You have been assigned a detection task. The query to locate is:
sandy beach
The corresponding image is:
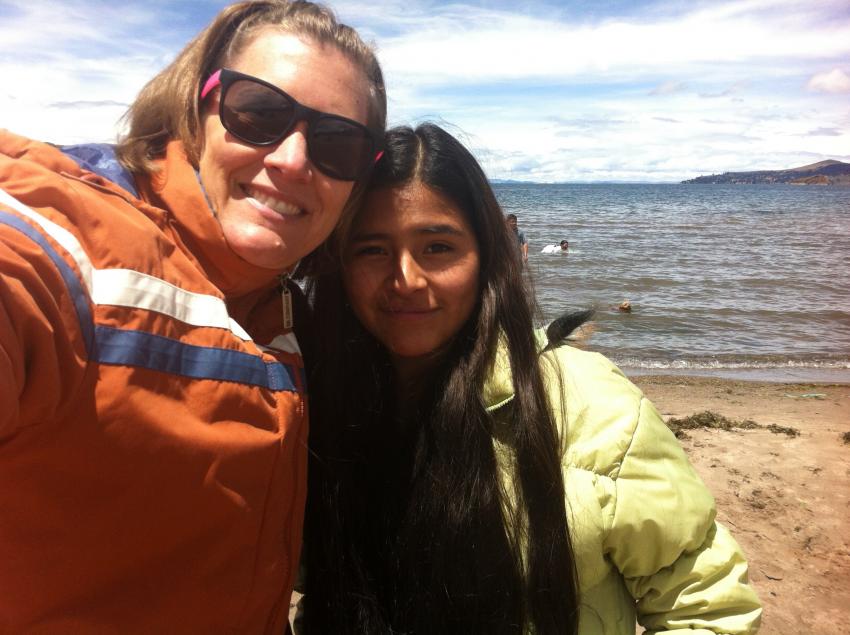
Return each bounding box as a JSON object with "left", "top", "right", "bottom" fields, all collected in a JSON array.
[{"left": 631, "top": 374, "right": 850, "bottom": 635}]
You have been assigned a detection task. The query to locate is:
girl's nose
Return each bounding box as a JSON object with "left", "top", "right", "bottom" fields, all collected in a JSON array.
[{"left": 392, "top": 251, "right": 427, "bottom": 294}]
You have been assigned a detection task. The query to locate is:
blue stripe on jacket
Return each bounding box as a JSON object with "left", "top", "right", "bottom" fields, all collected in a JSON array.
[
  {"left": 96, "top": 326, "right": 299, "bottom": 391},
  {"left": 0, "top": 210, "right": 96, "bottom": 355},
  {"left": 1, "top": 212, "right": 299, "bottom": 392}
]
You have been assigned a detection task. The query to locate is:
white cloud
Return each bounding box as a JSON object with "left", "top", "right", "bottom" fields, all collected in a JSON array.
[
  {"left": 449, "top": 83, "right": 850, "bottom": 182},
  {"left": 806, "top": 69, "right": 850, "bottom": 94},
  {"left": 649, "top": 81, "right": 687, "bottom": 96},
  {"left": 349, "top": 0, "right": 850, "bottom": 181},
  {"left": 0, "top": 0, "right": 171, "bottom": 54},
  {"left": 0, "top": 0, "right": 189, "bottom": 143},
  {"left": 1, "top": 0, "right": 848, "bottom": 180},
  {"left": 364, "top": 0, "right": 850, "bottom": 88}
]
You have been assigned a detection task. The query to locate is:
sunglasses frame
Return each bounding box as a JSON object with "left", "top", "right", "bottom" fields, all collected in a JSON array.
[{"left": 200, "top": 68, "right": 381, "bottom": 181}]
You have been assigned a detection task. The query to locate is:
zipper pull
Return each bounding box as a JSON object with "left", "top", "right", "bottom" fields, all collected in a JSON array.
[{"left": 280, "top": 274, "right": 293, "bottom": 330}]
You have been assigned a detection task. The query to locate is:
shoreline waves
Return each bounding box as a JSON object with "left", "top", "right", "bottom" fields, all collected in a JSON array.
[
  {"left": 495, "top": 183, "right": 850, "bottom": 383},
  {"left": 621, "top": 362, "right": 850, "bottom": 384}
]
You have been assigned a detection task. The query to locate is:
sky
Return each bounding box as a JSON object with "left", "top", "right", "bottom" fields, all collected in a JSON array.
[{"left": 1, "top": 0, "right": 848, "bottom": 182}]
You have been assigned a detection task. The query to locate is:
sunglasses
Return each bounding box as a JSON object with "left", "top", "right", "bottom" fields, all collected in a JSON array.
[{"left": 200, "top": 68, "right": 380, "bottom": 181}]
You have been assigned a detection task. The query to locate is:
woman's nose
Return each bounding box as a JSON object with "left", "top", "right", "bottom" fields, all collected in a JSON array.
[
  {"left": 392, "top": 252, "right": 427, "bottom": 293},
  {"left": 263, "top": 121, "right": 311, "bottom": 179}
]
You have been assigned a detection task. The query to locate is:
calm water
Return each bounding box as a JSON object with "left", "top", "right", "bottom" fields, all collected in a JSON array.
[{"left": 494, "top": 183, "right": 850, "bottom": 383}]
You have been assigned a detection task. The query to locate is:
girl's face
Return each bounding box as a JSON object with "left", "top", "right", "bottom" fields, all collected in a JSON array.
[
  {"left": 199, "top": 31, "right": 371, "bottom": 273},
  {"left": 343, "top": 181, "right": 480, "bottom": 376}
]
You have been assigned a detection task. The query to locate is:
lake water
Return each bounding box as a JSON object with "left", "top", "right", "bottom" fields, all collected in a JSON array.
[{"left": 494, "top": 183, "right": 850, "bottom": 383}]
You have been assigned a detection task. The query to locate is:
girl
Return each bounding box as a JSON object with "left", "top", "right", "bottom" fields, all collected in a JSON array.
[{"left": 300, "top": 123, "right": 761, "bottom": 634}]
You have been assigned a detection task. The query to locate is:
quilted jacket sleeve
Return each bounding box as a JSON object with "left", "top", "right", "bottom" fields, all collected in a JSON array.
[
  {"left": 607, "top": 395, "right": 762, "bottom": 634},
  {"left": 0, "top": 222, "right": 89, "bottom": 441},
  {"left": 0, "top": 248, "right": 23, "bottom": 439},
  {"left": 0, "top": 147, "right": 91, "bottom": 440}
]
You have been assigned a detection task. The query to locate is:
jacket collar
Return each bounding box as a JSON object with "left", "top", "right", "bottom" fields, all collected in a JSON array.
[
  {"left": 141, "top": 141, "right": 282, "bottom": 298},
  {"left": 482, "top": 330, "right": 550, "bottom": 412},
  {"left": 482, "top": 338, "right": 515, "bottom": 412}
]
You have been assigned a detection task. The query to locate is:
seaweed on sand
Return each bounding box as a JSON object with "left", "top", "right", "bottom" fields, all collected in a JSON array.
[{"left": 665, "top": 410, "right": 799, "bottom": 439}]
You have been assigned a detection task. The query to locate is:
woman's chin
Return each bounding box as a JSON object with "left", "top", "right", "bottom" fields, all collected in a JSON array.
[
  {"left": 224, "top": 229, "right": 299, "bottom": 271},
  {"left": 234, "top": 245, "right": 293, "bottom": 270}
]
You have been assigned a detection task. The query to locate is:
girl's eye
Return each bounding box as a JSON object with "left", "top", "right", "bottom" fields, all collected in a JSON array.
[
  {"left": 354, "top": 245, "right": 385, "bottom": 256},
  {"left": 425, "top": 243, "right": 452, "bottom": 254}
]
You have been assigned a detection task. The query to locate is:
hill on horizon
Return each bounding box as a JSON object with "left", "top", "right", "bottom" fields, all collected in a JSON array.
[{"left": 682, "top": 160, "right": 850, "bottom": 185}]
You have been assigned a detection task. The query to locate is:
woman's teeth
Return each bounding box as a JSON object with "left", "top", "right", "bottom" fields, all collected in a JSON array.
[{"left": 245, "top": 188, "right": 301, "bottom": 216}]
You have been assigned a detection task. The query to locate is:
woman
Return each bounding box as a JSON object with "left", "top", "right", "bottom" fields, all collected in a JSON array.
[
  {"left": 0, "top": 1, "right": 384, "bottom": 631},
  {"left": 301, "top": 124, "right": 761, "bottom": 634}
]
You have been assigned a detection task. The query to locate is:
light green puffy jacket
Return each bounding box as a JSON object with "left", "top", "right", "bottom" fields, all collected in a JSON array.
[{"left": 484, "top": 340, "right": 762, "bottom": 634}]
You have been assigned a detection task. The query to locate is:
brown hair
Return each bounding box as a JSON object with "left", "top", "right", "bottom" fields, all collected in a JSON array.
[{"left": 115, "top": 0, "right": 386, "bottom": 174}]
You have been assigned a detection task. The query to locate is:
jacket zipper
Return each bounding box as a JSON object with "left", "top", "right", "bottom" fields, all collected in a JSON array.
[{"left": 280, "top": 273, "right": 293, "bottom": 330}]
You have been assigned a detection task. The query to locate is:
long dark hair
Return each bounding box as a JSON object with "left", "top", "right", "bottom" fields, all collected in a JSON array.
[{"left": 302, "top": 123, "right": 579, "bottom": 634}]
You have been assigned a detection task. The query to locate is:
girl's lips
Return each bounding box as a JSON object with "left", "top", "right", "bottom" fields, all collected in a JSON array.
[
  {"left": 242, "top": 185, "right": 303, "bottom": 216},
  {"left": 383, "top": 307, "right": 438, "bottom": 318}
]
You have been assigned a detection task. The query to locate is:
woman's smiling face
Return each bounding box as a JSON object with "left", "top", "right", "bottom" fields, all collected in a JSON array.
[
  {"left": 198, "top": 30, "right": 371, "bottom": 272},
  {"left": 343, "top": 181, "right": 480, "bottom": 375}
]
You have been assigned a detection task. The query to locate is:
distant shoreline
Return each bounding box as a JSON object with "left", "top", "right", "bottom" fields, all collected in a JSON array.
[
  {"left": 680, "top": 159, "right": 850, "bottom": 185},
  {"left": 491, "top": 180, "right": 850, "bottom": 186},
  {"left": 488, "top": 159, "right": 850, "bottom": 185}
]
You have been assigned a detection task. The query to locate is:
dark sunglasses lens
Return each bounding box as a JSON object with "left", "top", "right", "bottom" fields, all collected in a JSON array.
[
  {"left": 310, "top": 118, "right": 374, "bottom": 180},
  {"left": 221, "top": 79, "right": 294, "bottom": 144}
]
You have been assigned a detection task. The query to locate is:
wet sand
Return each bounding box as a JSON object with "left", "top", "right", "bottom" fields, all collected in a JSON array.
[{"left": 631, "top": 375, "right": 850, "bottom": 635}]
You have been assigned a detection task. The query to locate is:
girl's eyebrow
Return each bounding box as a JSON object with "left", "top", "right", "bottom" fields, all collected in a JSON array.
[
  {"left": 419, "top": 224, "right": 464, "bottom": 236},
  {"left": 349, "top": 231, "right": 389, "bottom": 243},
  {"left": 350, "top": 225, "right": 464, "bottom": 243}
]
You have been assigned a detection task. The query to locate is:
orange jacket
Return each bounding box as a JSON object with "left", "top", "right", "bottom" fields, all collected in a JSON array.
[{"left": 0, "top": 130, "right": 307, "bottom": 633}]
